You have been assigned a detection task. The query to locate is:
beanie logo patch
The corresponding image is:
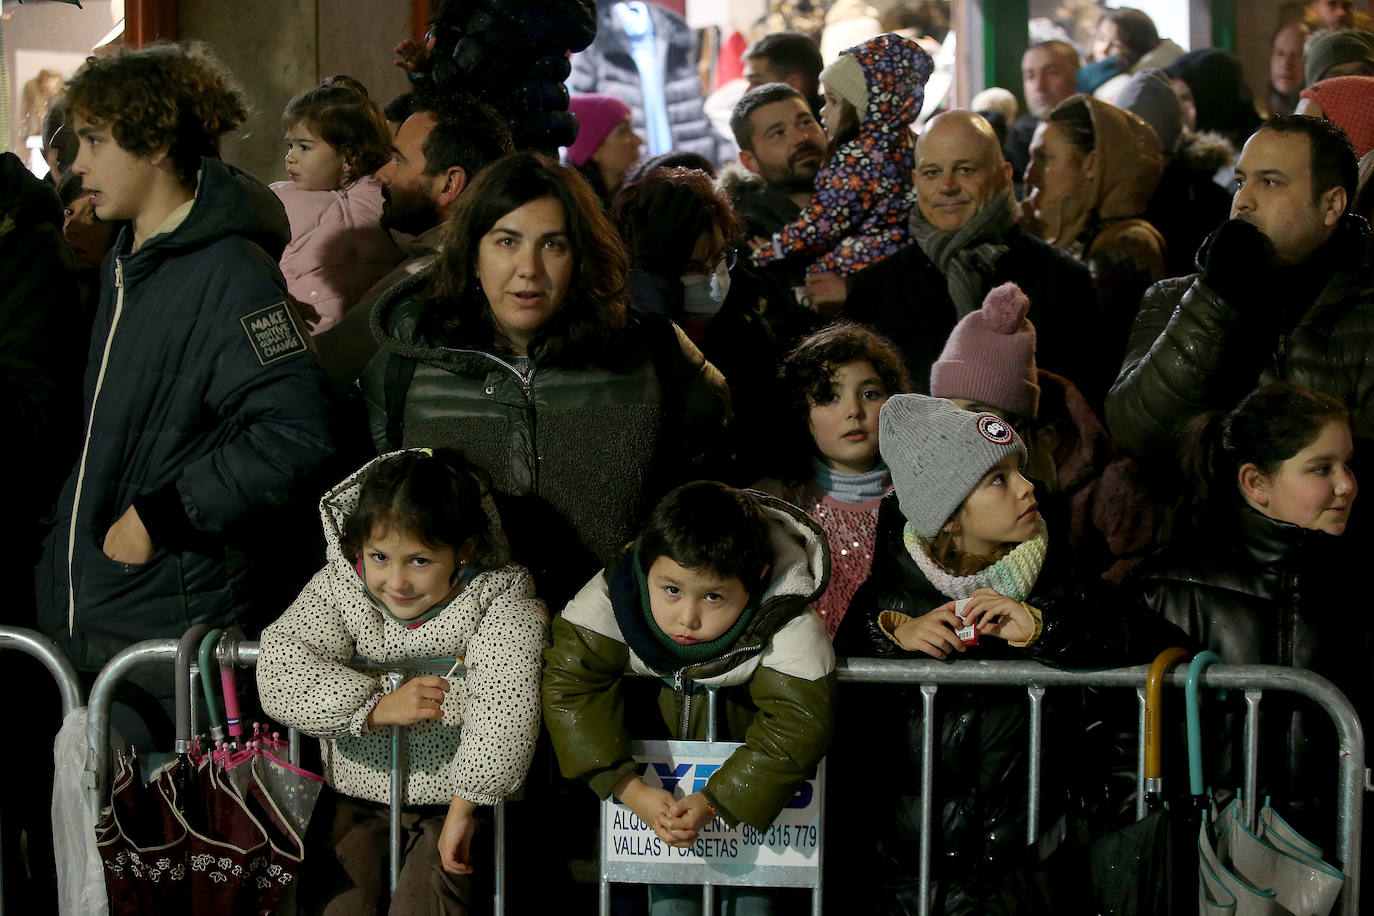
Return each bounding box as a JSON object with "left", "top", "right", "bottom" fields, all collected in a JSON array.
[{"left": 976, "top": 414, "right": 1013, "bottom": 444}]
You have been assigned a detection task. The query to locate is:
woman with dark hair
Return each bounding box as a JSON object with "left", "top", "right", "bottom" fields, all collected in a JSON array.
[
  {"left": 1164, "top": 49, "right": 1264, "bottom": 152},
  {"left": 362, "top": 150, "right": 730, "bottom": 607},
  {"left": 1023, "top": 95, "right": 1167, "bottom": 346},
  {"left": 1127, "top": 382, "right": 1369, "bottom": 852}
]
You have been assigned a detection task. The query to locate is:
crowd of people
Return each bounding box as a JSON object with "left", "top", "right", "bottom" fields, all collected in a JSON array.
[{"left": 4, "top": 2, "right": 1374, "bottom": 913}]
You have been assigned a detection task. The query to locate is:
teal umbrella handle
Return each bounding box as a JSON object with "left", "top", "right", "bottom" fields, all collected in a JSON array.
[
  {"left": 199, "top": 628, "right": 225, "bottom": 740},
  {"left": 1187, "top": 650, "right": 1223, "bottom": 798}
]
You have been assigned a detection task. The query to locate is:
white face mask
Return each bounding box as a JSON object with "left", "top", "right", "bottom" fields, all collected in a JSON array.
[{"left": 680, "top": 260, "right": 731, "bottom": 317}]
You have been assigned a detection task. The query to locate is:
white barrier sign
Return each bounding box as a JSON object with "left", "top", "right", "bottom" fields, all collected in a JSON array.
[{"left": 600, "top": 740, "right": 823, "bottom": 888}]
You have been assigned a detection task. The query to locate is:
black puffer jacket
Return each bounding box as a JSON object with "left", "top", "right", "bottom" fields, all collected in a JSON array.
[
  {"left": 1126, "top": 499, "right": 1372, "bottom": 849},
  {"left": 361, "top": 267, "right": 731, "bottom": 606},
  {"left": 830, "top": 494, "right": 1183, "bottom": 915},
  {"left": 570, "top": 0, "right": 730, "bottom": 164},
  {"left": 1106, "top": 218, "right": 1374, "bottom": 463},
  {"left": 35, "top": 157, "right": 336, "bottom": 672}
]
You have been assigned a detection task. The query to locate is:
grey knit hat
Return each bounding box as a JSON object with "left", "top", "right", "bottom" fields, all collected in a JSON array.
[
  {"left": 820, "top": 53, "right": 868, "bottom": 120},
  {"left": 879, "top": 394, "right": 1028, "bottom": 538}
]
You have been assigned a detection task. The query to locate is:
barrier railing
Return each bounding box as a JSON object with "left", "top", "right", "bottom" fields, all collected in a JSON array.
[
  {"left": 834, "top": 657, "right": 1366, "bottom": 916},
  {"left": 82, "top": 639, "right": 1366, "bottom": 915},
  {"left": 0, "top": 625, "right": 84, "bottom": 719},
  {"left": 86, "top": 635, "right": 509, "bottom": 914},
  {"left": 0, "top": 625, "right": 87, "bottom": 916}
]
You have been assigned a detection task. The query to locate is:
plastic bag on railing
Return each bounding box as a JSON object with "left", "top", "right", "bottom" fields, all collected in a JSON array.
[{"left": 53, "top": 707, "right": 110, "bottom": 916}]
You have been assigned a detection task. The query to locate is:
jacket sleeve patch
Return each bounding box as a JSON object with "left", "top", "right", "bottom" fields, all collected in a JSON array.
[{"left": 240, "top": 301, "right": 308, "bottom": 364}]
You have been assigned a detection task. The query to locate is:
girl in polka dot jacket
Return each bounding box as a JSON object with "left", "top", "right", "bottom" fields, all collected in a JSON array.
[
  {"left": 257, "top": 448, "right": 547, "bottom": 906},
  {"left": 750, "top": 32, "right": 933, "bottom": 277}
]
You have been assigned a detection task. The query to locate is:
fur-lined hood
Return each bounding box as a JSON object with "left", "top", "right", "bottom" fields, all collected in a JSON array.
[{"left": 1176, "top": 129, "right": 1235, "bottom": 175}]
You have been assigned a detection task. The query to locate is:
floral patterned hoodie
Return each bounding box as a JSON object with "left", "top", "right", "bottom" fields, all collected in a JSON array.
[{"left": 752, "top": 33, "right": 933, "bottom": 277}]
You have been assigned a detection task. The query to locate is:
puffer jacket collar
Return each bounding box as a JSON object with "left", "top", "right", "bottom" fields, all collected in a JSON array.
[
  {"left": 368, "top": 264, "right": 517, "bottom": 377},
  {"left": 114, "top": 156, "right": 290, "bottom": 287},
  {"left": 609, "top": 492, "right": 830, "bottom": 683}
]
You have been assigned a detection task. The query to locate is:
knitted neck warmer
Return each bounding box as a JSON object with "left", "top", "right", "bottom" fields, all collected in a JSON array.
[
  {"left": 813, "top": 458, "right": 891, "bottom": 504},
  {"left": 902, "top": 517, "right": 1048, "bottom": 600},
  {"left": 909, "top": 188, "right": 1017, "bottom": 318},
  {"left": 634, "top": 543, "right": 760, "bottom": 663}
]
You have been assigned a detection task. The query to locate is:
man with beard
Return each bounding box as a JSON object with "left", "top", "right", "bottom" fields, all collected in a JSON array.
[
  {"left": 723, "top": 82, "right": 830, "bottom": 345},
  {"left": 1108, "top": 115, "right": 1374, "bottom": 463},
  {"left": 845, "top": 110, "right": 1109, "bottom": 405},
  {"left": 314, "top": 92, "right": 512, "bottom": 388}
]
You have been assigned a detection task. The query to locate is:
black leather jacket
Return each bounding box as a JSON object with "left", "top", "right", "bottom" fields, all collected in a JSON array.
[
  {"left": 829, "top": 494, "right": 1183, "bottom": 914},
  {"left": 1126, "top": 498, "right": 1372, "bottom": 848}
]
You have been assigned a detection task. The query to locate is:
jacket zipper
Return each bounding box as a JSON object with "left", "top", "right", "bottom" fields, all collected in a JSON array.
[
  {"left": 467, "top": 350, "right": 539, "bottom": 491},
  {"left": 67, "top": 256, "right": 128, "bottom": 635},
  {"left": 670, "top": 644, "right": 760, "bottom": 741}
]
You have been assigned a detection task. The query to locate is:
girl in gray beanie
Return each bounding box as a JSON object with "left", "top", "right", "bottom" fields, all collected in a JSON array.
[{"left": 828, "top": 394, "right": 1188, "bottom": 913}]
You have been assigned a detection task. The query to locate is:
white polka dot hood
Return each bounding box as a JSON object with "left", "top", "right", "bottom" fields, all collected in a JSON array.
[{"left": 256, "top": 450, "right": 549, "bottom": 807}]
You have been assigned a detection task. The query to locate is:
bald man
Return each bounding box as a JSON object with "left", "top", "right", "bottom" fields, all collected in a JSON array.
[{"left": 846, "top": 110, "right": 1111, "bottom": 404}]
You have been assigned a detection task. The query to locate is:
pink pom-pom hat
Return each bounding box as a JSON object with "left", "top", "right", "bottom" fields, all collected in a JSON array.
[{"left": 929, "top": 282, "right": 1040, "bottom": 418}]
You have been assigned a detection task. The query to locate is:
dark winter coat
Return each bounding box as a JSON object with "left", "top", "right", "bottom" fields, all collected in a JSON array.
[
  {"left": 361, "top": 266, "right": 731, "bottom": 606},
  {"left": 570, "top": 0, "right": 728, "bottom": 164},
  {"left": 35, "top": 157, "right": 337, "bottom": 672},
  {"left": 1, "top": 152, "right": 80, "bottom": 621},
  {"left": 845, "top": 224, "right": 1110, "bottom": 408},
  {"left": 1126, "top": 499, "right": 1371, "bottom": 848},
  {"left": 627, "top": 267, "right": 780, "bottom": 484},
  {"left": 719, "top": 166, "right": 822, "bottom": 350},
  {"left": 1106, "top": 218, "right": 1374, "bottom": 463},
  {"left": 829, "top": 494, "right": 1184, "bottom": 914},
  {"left": 1142, "top": 130, "right": 1235, "bottom": 278}
]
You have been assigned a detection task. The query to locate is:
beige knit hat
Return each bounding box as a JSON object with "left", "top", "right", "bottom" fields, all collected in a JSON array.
[{"left": 819, "top": 53, "right": 868, "bottom": 119}]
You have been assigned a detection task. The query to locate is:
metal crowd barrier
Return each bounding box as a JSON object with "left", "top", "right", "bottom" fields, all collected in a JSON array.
[
  {"left": 0, "top": 625, "right": 86, "bottom": 916},
  {"left": 835, "top": 657, "right": 1366, "bottom": 916},
  {"left": 81, "top": 638, "right": 1368, "bottom": 915},
  {"left": 86, "top": 634, "right": 509, "bottom": 914}
]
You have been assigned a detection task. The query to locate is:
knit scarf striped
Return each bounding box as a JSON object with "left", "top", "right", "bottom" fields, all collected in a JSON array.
[{"left": 902, "top": 518, "right": 1047, "bottom": 601}]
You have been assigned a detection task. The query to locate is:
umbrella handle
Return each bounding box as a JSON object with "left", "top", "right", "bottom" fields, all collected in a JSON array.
[
  {"left": 221, "top": 663, "right": 243, "bottom": 739},
  {"left": 199, "top": 628, "right": 226, "bottom": 740},
  {"left": 1145, "top": 647, "right": 1190, "bottom": 791},
  {"left": 1186, "top": 650, "right": 1223, "bottom": 798}
]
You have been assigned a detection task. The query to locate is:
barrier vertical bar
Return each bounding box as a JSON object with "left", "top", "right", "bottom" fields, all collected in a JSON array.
[
  {"left": 387, "top": 670, "right": 405, "bottom": 896},
  {"left": 598, "top": 797, "right": 612, "bottom": 916},
  {"left": 1026, "top": 686, "right": 1045, "bottom": 843},
  {"left": 493, "top": 801, "right": 506, "bottom": 916},
  {"left": 917, "top": 684, "right": 938, "bottom": 916},
  {"left": 1243, "top": 689, "right": 1262, "bottom": 830},
  {"left": 1135, "top": 687, "right": 1148, "bottom": 820}
]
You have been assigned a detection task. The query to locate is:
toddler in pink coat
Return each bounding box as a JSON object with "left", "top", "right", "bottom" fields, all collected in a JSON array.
[{"left": 271, "top": 75, "right": 401, "bottom": 333}]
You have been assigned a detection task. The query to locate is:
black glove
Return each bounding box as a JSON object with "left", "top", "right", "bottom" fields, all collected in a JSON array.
[
  {"left": 630, "top": 183, "right": 712, "bottom": 277},
  {"left": 1200, "top": 219, "right": 1275, "bottom": 306}
]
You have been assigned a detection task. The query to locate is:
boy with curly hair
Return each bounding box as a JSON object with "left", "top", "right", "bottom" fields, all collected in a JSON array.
[{"left": 35, "top": 43, "right": 336, "bottom": 713}]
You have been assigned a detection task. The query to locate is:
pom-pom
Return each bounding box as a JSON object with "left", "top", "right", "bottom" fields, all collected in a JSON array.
[{"left": 981, "top": 282, "right": 1030, "bottom": 333}]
